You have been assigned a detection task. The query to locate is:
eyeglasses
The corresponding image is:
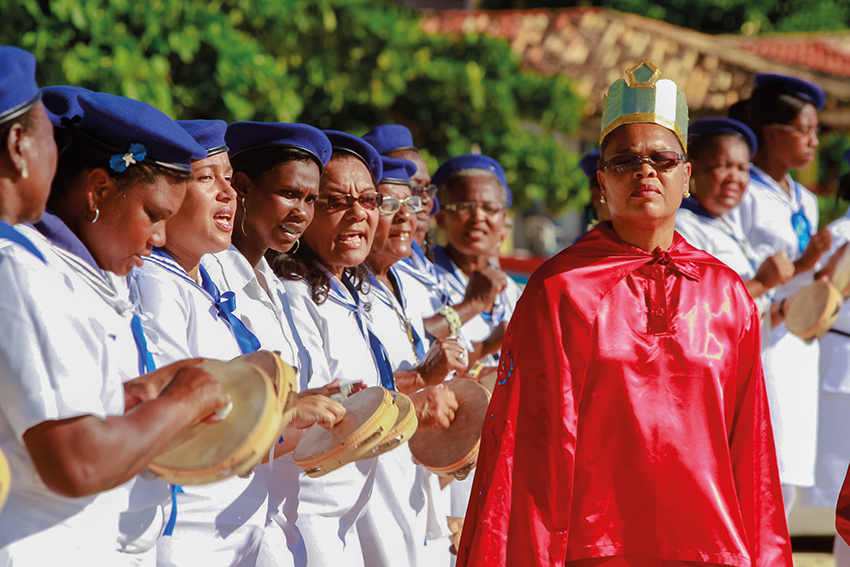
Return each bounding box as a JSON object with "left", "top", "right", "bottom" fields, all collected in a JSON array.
[
  {"left": 379, "top": 195, "right": 423, "bottom": 215},
  {"left": 771, "top": 123, "right": 821, "bottom": 137},
  {"left": 316, "top": 193, "right": 383, "bottom": 212},
  {"left": 441, "top": 201, "right": 506, "bottom": 215},
  {"left": 600, "top": 151, "right": 685, "bottom": 174},
  {"left": 411, "top": 184, "right": 438, "bottom": 201}
]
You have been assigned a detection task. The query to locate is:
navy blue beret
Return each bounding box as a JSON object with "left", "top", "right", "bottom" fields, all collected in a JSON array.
[
  {"left": 0, "top": 46, "right": 41, "bottom": 125},
  {"left": 378, "top": 156, "right": 417, "bottom": 186},
  {"left": 579, "top": 149, "right": 600, "bottom": 178},
  {"left": 688, "top": 117, "right": 757, "bottom": 156},
  {"left": 324, "top": 130, "right": 382, "bottom": 183},
  {"left": 226, "top": 122, "right": 332, "bottom": 170},
  {"left": 42, "top": 85, "right": 93, "bottom": 128},
  {"left": 362, "top": 124, "right": 417, "bottom": 156},
  {"left": 73, "top": 91, "right": 206, "bottom": 173},
  {"left": 432, "top": 154, "right": 512, "bottom": 207},
  {"left": 177, "top": 119, "right": 228, "bottom": 157},
  {"left": 754, "top": 73, "right": 825, "bottom": 111}
]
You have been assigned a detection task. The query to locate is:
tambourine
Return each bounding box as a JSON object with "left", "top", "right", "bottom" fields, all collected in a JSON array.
[
  {"left": 366, "top": 391, "right": 418, "bottom": 458},
  {"left": 408, "top": 379, "right": 490, "bottom": 480},
  {"left": 148, "top": 359, "right": 283, "bottom": 485},
  {"left": 234, "top": 350, "right": 298, "bottom": 420},
  {"left": 785, "top": 279, "right": 843, "bottom": 340},
  {"left": 293, "top": 386, "right": 398, "bottom": 478},
  {"left": 833, "top": 245, "right": 850, "bottom": 295},
  {"left": 0, "top": 447, "right": 9, "bottom": 512}
]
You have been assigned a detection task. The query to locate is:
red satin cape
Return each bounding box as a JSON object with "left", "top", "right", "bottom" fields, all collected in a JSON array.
[{"left": 457, "top": 223, "right": 792, "bottom": 567}]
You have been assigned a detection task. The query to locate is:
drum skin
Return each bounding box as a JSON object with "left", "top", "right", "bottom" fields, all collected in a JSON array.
[
  {"left": 366, "top": 391, "right": 418, "bottom": 458},
  {"left": 786, "top": 280, "right": 843, "bottom": 340},
  {"left": 0, "top": 447, "right": 9, "bottom": 512},
  {"left": 293, "top": 386, "right": 398, "bottom": 478},
  {"left": 833, "top": 245, "right": 850, "bottom": 294},
  {"left": 148, "top": 359, "right": 282, "bottom": 485},
  {"left": 409, "top": 379, "right": 491, "bottom": 480}
]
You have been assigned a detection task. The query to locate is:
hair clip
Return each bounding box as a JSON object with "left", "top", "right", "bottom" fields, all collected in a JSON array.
[{"left": 109, "top": 143, "right": 147, "bottom": 172}]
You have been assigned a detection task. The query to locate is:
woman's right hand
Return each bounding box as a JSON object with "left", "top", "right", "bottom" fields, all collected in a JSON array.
[
  {"left": 158, "top": 364, "right": 230, "bottom": 426},
  {"left": 754, "top": 251, "right": 795, "bottom": 290},
  {"left": 796, "top": 228, "right": 833, "bottom": 274},
  {"left": 410, "top": 384, "right": 458, "bottom": 429},
  {"left": 417, "top": 338, "right": 469, "bottom": 385},
  {"left": 287, "top": 396, "right": 346, "bottom": 430}
]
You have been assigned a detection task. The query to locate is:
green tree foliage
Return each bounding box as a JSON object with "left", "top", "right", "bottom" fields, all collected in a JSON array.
[
  {"left": 480, "top": 0, "right": 850, "bottom": 34},
  {"left": 1, "top": 0, "right": 586, "bottom": 213}
]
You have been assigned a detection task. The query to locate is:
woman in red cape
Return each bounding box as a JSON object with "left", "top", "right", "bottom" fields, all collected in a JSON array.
[{"left": 456, "top": 61, "right": 792, "bottom": 567}]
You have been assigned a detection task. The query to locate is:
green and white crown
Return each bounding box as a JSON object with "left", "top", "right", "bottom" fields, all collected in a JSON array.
[{"left": 600, "top": 60, "right": 689, "bottom": 150}]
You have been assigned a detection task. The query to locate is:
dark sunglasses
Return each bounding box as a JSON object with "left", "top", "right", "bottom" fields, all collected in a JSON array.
[
  {"left": 600, "top": 151, "right": 685, "bottom": 174},
  {"left": 316, "top": 193, "right": 383, "bottom": 212}
]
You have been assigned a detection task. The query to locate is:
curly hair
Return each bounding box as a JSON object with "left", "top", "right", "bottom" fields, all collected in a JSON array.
[{"left": 268, "top": 243, "right": 371, "bottom": 305}]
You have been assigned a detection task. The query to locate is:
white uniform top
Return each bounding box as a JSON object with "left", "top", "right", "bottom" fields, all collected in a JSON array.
[
  {"left": 820, "top": 209, "right": 850, "bottom": 393},
  {"left": 432, "top": 246, "right": 522, "bottom": 367},
  {"left": 802, "top": 207, "right": 850, "bottom": 508},
  {"left": 202, "top": 247, "right": 301, "bottom": 370},
  {"left": 355, "top": 271, "right": 450, "bottom": 567},
  {"left": 394, "top": 242, "right": 453, "bottom": 321},
  {"left": 0, "top": 224, "right": 128, "bottom": 567},
  {"left": 128, "top": 251, "right": 268, "bottom": 567},
  {"left": 735, "top": 165, "right": 819, "bottom": 487},
  {"left": 675, "top": 200, "right": 771, "bottom": 315},
  {"left": 201, "top": 247, "right": 305, "bottom": 567},
  {"left": 19, "top": 217, "right": 166, "bottom": 560},
  {"left": 281, "top": 272, "right": 381, "bottom": 566}
]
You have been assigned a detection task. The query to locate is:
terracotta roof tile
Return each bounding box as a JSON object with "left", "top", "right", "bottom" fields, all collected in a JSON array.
[{"left": 420, "top": 8, "right": 850, "bottom": 126}]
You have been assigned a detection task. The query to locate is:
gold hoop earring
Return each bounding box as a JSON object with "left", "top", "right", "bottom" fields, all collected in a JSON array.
[
  {"left": 20, "top": 158, "right": 28, "bottom": 180},
  {"left": 290, "top": 239, "right": 300, "bottom": 254},
  {"left": 87, "top": 207, "right": 100, "bottom": 224},
  {"left": 240, "top": 197, "right": 247, "bottom": 236}
]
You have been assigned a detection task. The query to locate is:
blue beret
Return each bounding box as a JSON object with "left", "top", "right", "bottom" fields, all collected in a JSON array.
[
  {"left": 42, "top": 85, "right": 93, "bottom": 128},
  {"left": 688, "top": 117, "right": 757, "bottom": 156},
  {"left": 323, "top": 130, "right": 382, "bottom": 183},
  {"left": 177, "top": 120, "right": 228, "bottom": 157},
  {"left": 579, "top": 149, "right": 600, "bottom": 178},
  {"left": 0, "top": 46, "right": 41, "bottom": 125},
  {"left": 432, "top": 154, "right": 512, "bottom": 208},
  {"left": 362, "top": 124, "right": 417, "bottom": 156},
  {"left": 73, "top": 91, "right": 206, "bottom": 173},
  {"left": 378, "top": 156, "right": 417, "bottom": 186},
  {"left": 754, "top": 73, "right": 825, "bottom": 111},
  {"left": 226, "top": 122, "right": 332, "bottom": 170}
]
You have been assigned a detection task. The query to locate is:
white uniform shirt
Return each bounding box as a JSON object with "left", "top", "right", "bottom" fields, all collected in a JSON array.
[
  {"left": 675, "top": 200, "right": 771, "bottom": 315},
  {"left": 394, "top": 242, "right": 453, "bottom": 322},
  {"left": 19, "top": 218, "right": 165, "bottom": 559},
  {"left": 432, "top": 246, "right": 522, "bottom": 367},
  {"left": 129, "top": 251, "right": 268, "bottom": 567},
  {"left": 202, "top": 247, "right": 300, "bottom": 369},
  {"left": 281, "top": 272, "right": 381, "bottom": 565},
  {"left": 202, "top": 247, "right": 308, "bottom": 567},
  {"left": 818, "top": 208, "right": 850, "bottom": 394},
  {"left": 735, "top": 165, "right": 820, "bottom": 487},
  {"left": 356, "top": 272, "right": 450, "bottom": 567},
  {"left": 0, "top": 225, "right": 128, "bottom": 567}
]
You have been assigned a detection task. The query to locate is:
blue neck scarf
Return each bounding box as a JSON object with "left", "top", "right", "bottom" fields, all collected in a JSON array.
[
  {"left": 749, "top": 166, "right": 813, "bottom": 254},
  {"left": 333, "top": 272, "right": 396, "bottom": 390},
  {"left": 0, "top": 219, "right": 45, "bottom": 262}
]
